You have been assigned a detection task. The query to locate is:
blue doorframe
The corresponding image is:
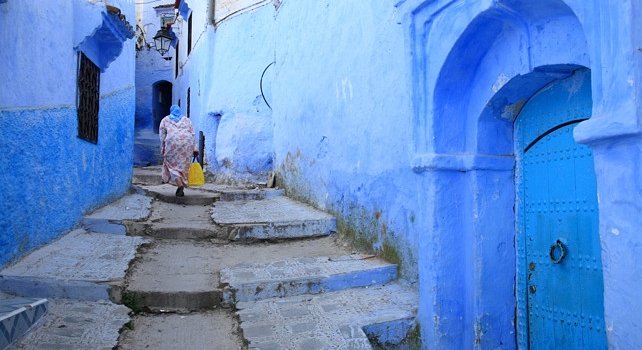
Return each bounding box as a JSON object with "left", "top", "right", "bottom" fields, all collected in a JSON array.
[{"left": 515, "top": 70, "right": 607, "bottom": 349}]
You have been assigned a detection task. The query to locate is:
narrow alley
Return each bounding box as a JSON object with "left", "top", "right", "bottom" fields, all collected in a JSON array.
[{"left": 2, "top": 0, "right": 641, "bottom": 349}]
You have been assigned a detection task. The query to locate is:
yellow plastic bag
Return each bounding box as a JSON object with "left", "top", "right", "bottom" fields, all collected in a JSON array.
[{"left": 188, "top": 158, "right": 205, "bottom": 186}]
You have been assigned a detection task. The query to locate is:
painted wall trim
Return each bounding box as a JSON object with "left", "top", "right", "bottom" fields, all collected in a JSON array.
[
  {"left": 75, "top": 11, "right": 135, "bottom": 73},
  {"left": 574, "top": 116, "right": 642, "bottom": 145},
  {"left": 412, "top": 153, "right": 514, "bottom": 173}
]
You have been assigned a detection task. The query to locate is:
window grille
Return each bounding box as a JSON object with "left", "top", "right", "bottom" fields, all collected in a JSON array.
[{"left": 77, "top": 53, "right": 100, "bottom": 144}]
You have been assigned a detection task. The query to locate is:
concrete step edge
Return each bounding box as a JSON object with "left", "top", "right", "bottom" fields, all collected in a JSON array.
[
  {"left": 221, "top": 259, "right": 397, "bottom": 304},
  {"left": 0, "top": 275, "right": 121, "bottom": 302},
  {"left": 217, "top": 189, "right": 285, "bottom": 201},
  {"left": 122, "top": 289, "right": 224, "bottom": 312},
  {"left": 124, "top": 222, "right": 221, "bottom": 240},
  {"left": 224, "top": 219, "right": 337, "bottom": 241}
]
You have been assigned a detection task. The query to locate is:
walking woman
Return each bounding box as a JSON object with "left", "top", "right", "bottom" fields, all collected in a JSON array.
[{"left": 159, "top": 105, "right": 198, "bottom": 197}]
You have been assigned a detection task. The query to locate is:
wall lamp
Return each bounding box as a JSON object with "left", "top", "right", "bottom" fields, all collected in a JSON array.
[{"left": 153, "top": 27, "right": 173, "bottom": 56}]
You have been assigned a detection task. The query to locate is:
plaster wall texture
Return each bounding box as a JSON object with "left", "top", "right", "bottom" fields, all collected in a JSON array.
[
  {"left": 172, "top": 0, "right": 641, "bottom": 348},
  {"left": 271, "top": 0, "right": 420, "bottom": 283},
  {"left": 0, "top": 0, "right": 136, "bottom": 268}
]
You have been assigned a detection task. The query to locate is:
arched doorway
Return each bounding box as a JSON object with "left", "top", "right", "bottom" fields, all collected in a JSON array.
[
  {"left": 515, "top": 69, "right": 606, "bottom": 348},
  {"left": 417, "top": 0, "right": 604, "bottom": 347},
  {"left": 152, "top": 80, "right": 172, "bottom": 133}
]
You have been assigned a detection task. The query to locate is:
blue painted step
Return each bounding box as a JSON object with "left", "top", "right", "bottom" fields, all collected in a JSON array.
[
  {"left": 0, "top": 297, "right": 48, "bottom": 349},
  {"left": 221, "top": 255, "right": 397, "bottom": 304}
]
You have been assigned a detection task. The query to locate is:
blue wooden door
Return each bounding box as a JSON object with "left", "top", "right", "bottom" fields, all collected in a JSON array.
[{"left": 515, "top": 71, "right": 607, "bottom": 349}]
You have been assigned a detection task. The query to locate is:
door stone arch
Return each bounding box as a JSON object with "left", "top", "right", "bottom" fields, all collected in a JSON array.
[{"left": 410, "top": 0, "right": 597, "bottom": 348}]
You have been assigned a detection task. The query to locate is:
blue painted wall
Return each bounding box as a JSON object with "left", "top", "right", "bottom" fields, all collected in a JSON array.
[
  {"left": 0, "top": 0, "right": 135, "bottom": 268},
  {"left": 172, "top": 1, "right": 275, "bottom": 181},
  {"left": 269, "top": 1, "right": 421, "bottom": 283},
  {"left": 172, "top": 0, "right": 642, "bottom": 348}
]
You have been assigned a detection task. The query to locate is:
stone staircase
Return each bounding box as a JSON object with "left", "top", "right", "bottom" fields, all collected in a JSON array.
[
  {"left": 0, "top": 166, "right": 418, "bottom": 349},
  {"left": 117, "top": 167, "right": 419, "bottom": 349}
]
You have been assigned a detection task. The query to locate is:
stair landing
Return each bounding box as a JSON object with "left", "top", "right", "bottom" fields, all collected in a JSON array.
[{"left": 236, "top": 283, "right": 418, "bottom": 350}]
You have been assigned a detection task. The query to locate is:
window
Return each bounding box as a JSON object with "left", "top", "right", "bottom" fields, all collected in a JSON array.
[
  {"left": 187, "top": 87, "right": 191, "bottom": 118},
  {"left": 160, "top": 13, "right": 174, "bottom": 28},
  {"left": 77, "top": 52, "right": 100, "bottom": 143},
  {"left": 187, "top": 14, "right": 193, "bottom": 56},
  {"left": 175, "top": 40, "right": 180, "bottom": 78}
]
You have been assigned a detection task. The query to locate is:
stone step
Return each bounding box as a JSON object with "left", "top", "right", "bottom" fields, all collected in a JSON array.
[
  {"left": 125, "top": 201, "right": 220, "bottom": 240},
  {"left": 127, "top": 222, "right": 221, "bottom": 240},
  {"left": 235, "top": 282, "right": 418, "bottom": 350},
  {"left": 10, "top": 299, "right": 129, "bottom": 349},
  {"left": 0, "top": 296, "right": 48, "bottom": 349},
  {"left": 133, "top": 166, "right": 163, "bottom": 186},
  {"left": 118, "top": 310, "right": 243, "bottom": 349},
  {"left": 211, "top": 197, "right": 336, "bottom": 241},
  {"left": 140, "top": 184, "right": 220, "bottom": 205},
  {"left": 200, "top": 184, "right": 285, "bottom": 201},
  {"left": 221, "top": 255, "right": 397, "bottom": 303},
  {"left": 124, "top": 241, "right": 222, "bottom": 312},
  {"left": 82, "top": 193, "right": 152, "bottom": 234},
  {"left": 0, "top": 230, "right": 146, "bottom": 303},
  {"left": 124, "top": 238, "right": 351, "bottom": 312}
]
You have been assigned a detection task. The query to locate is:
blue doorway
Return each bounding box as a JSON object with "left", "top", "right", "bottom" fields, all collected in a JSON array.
[
  {"left": 515, "top": 70, "right": 606, "bottom": 349},
  {"left": 152, "top": 80, "right": 172, "bottom": 133}
]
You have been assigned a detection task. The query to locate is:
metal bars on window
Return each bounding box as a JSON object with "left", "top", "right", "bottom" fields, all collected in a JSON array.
[{"left": 77, "top": 53, "right": 100, "bottom": 144}]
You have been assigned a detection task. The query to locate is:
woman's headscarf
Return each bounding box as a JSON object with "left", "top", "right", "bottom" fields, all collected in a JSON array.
[{"left": 169, "top": 105, "right": 183, "bottom": 122}]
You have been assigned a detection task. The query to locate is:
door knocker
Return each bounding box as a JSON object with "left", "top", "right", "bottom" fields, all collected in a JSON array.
[{"left": 549, "top": 239, "right": 567, "bottom": 264}]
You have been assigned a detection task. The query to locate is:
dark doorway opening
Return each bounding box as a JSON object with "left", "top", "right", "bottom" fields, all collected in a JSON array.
[{"left": 152, "top": 80, "right": 172, "bottom": 133}]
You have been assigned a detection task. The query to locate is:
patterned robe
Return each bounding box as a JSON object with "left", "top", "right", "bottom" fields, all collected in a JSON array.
[{"left": 159, "top": 116, "right": 195, "bottom": 187}]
